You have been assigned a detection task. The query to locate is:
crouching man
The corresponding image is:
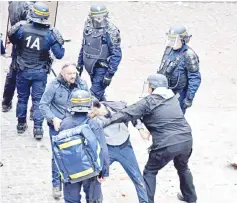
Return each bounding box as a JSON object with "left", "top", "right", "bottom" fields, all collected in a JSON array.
[
  {"left": 88, "top": 100, "right": 149, "bottom": 203},
  {"left": 56, "top": 89, "right": 109, "bottom": 203}
]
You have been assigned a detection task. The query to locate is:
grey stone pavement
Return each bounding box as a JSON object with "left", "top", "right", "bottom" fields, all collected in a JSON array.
[{"left": 1, "top": 1, "right": 237, "bottom": 203}]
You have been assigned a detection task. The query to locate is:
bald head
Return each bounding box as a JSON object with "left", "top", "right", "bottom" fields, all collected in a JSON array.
[{"left": 60, "top": 63, "right": 77, "bottom": 84}]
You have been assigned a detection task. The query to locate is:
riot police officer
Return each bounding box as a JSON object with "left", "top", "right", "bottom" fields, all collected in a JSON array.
[
  {"left": 77, "top": 4, "right": 122, "bottom": 101},
  {"left": 8, "top": 2, "right": 65, "bottom": 139},
  {"left": 157, "top": 25, "right": 201, "bottom": 114},
  {"left": 59, "top": 90, "right": 109, "bottom": 203},
  {"left": 98, "top": 74, "right": 197, "bottom": 203}
]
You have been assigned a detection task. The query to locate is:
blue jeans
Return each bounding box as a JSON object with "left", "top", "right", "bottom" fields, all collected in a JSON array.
[
  {"left": 48, "top": 124, "right": 62, "bottom": 188},
  {"left": 108, "top": 140, "right": 148, "bottom": 203},
  {"left": 16, "top": 68, "right": 47, "bottom": 127},
  {"left": 90, "top": 67, "right": 107, "bottom": 101},
  {"left": 2, "top": 56, "right": 17, "bottom": 106},
  {"left": 64, "top": 177, "right": 102, "bottom": 203}
]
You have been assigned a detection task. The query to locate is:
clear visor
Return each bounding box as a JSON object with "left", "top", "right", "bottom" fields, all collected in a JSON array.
[
  {"left": 93, "top": 16, "right": 105, "bottom": 23},
  {"left": 165, "top": 35, "right": 182, "bottom": 50},
  {"left": 139, "top": 81, "right": 149, "bottom": 98},
  {"left": 91, "top": 15, "right": 106, "bottom": 28}
]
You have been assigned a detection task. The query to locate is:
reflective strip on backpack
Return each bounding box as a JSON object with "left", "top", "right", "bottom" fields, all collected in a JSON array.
[
  {"left": 69, "top": 167, "right": 94, "bottom": 179},
  {"left": 53, "top": 157, "right": 64, "bottom": 180},
  {"left": 97, "top": 141, "right": 101, "bottom": 167},
  {"left": 59, "top": 139, "right": 82, "bottom": 149},
  {"left": 59, "top": 171, "right": 64, "bottom": 180}
]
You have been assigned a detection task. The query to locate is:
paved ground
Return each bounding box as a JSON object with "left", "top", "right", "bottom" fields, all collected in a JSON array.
[{"left": 1, "top": 1, "right": 237, "bottom": 203}]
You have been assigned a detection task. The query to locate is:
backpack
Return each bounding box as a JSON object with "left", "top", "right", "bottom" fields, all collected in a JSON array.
[{"left": 52, "top": 120, "right": 102, "bottom": 183}]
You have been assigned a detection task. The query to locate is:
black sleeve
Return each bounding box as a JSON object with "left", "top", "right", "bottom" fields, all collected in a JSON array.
[{"left": 109, "top": 98, "right": 151, "bottom": 125}]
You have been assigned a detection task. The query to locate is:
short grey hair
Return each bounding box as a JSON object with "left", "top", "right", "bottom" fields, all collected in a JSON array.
[{"left": 61, "top": 62, "right": 77, "bottom": 70}]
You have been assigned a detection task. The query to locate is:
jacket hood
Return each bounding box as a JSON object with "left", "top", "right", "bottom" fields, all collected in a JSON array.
[{"left": 152, "top": 87, "right": 174, "bottom": 100}]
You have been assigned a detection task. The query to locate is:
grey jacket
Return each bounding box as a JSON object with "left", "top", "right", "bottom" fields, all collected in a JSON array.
[
  {"left": 101, "top": 101, "right": 129, "bottom": 146},
  {"left": 39, "top": 75, "right": 88, "bottom": 123}
]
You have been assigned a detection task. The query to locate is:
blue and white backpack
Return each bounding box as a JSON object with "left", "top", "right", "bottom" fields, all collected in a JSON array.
[{"left": 53, "top": 121, "right": 102, "bottom": 183}]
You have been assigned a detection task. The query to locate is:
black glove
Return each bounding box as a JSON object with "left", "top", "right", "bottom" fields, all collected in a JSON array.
[
  {"left": 183, "top": 98, "right": 192, "bottom": 109},
  {"left": 76, "top": 64, "right": 83, "bottom": 76},
  {"left": 102, "top": 75, "right": 112, "bottom": 87}
]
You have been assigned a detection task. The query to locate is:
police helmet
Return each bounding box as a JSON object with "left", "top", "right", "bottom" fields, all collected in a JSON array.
[
  {"left": 147, "top": 74, "right": 168, "bottom": 89},
  {"left": 89, "top": 4, "right": 108, "bottom": 28},
  {"left": 167, "top": 25, "right": 191, "bottom": 44},
  {"left": 90, "top": 4, "right": 108, "bottom": 17},
  {"left": 28, "top": 2, "right": 50, "bottom": 25},
  {"left": 70, "top": 90, "right": 92, "bottom": 113}
]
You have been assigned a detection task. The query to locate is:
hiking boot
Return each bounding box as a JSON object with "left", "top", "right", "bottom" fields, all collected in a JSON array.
[
  {"left": 17, "top": 123, "right": 28, "bottom": 134},
  {"left": 177, "top": 193, "right": 196, "bottom": 203},
  {"left": 33, "top": 127, "right": 43, "bottom": 140},
  {"left": 2, "top": 104, "right": 12, "bottom": 112},
  {"left": 52, "top": 186, "right": 62, "bottom": 199}
]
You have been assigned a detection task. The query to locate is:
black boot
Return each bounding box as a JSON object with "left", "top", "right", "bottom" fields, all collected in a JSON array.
[
  {"left": 177, "top": 193, "right": 196, "bottom": 203},
  {"left": 17, "top": 122, "right": 28, "bottom": 134},
  {"left": 2, "top": 103, "right": 12, "bottom": 112},
  {"left": 33, "top": 127, "right": 43, "bottom": 140}
]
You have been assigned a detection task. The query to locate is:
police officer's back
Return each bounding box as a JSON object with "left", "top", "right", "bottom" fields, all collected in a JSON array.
[
  {"left": 8, "top": 2, "right": 65, "bottom": 139},
  {"left": 59, "top": 90, "right": 109, "bottom": 203}
]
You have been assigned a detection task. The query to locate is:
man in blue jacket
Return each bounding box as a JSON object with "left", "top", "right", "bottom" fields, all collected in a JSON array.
[
  {"left": 157, "top": 25, "right": 201, "bottom": 114},
  {"left": 59, "top": 89, "right": 109, "bottom": 203},
  {"left": 39, "top": 63, "right": 88, "bottom": 199},
  {"left": 8, "top": 2, "right": 65, "bottom": 138},
  {"left": 77, "top": 3, "right": 122, "bottom": 101}
]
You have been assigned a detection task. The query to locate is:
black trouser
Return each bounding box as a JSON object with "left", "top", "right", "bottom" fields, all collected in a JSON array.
[
  {"left": 2, "top": 56, "right": 17, "bottom": 106},
  {"left": 143, "top": 141, "right": 197, "bottom": 203}
]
